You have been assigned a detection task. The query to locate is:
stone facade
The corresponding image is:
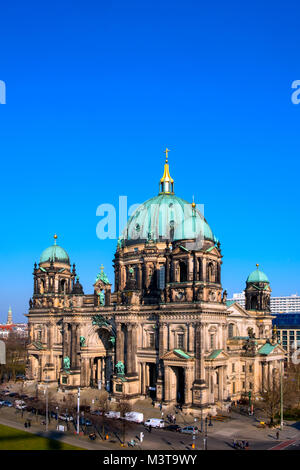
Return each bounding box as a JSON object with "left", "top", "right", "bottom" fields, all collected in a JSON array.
[{"left": 26, "top": 157, "right": 285, "bottom": 414}]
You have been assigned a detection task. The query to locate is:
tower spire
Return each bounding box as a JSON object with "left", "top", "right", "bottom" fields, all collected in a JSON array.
[
  {"left": 159, "top": 148, "right": 174, "bottom": 194},
  {"left": 7, "top": 306, "right": 12, "bottom": 325}
]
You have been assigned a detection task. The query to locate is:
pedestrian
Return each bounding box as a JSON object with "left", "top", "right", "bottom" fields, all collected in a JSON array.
[
  {"left": 149, "top": 425, "right": 151, "bottom": 433},
  {"left": 152, "top": 400, "right": 155, "bottom": 408},
  {"left": 159, "top": 402, "right": 162, "bottom": 412},
  {"left": 276, "top": 430, "right": 280, "bottom": 440},
  {"left": 24, "top": 422, "right": 27, "bottom": 428}
]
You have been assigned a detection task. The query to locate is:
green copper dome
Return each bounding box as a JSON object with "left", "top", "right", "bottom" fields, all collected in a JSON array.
[
  {"left": 121, "top": 193, "right": 216, "bottom": 244},
  {"left": 40, "top": 243, "right": 70, "bottom": 265},
  {"left": 247, "top": 267, "right": 269, "bottom": 284}
]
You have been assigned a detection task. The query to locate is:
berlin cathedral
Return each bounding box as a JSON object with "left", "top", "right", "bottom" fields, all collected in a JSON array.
[{"left": 26, "top": 151, "right": 285, "bottom": 414}]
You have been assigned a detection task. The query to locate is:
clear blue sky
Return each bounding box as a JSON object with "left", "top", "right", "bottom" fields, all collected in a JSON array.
[{"left": 0, "top": 0, "right": 300, "bottom": 322}]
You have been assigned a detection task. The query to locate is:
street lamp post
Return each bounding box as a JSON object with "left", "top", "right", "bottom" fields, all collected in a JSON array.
[
  {"left": 77, "top": 387, "right": 80, "bottom": 435},
  {"left": 45, "top": 385, "right": 48, "bottom": 432},
  {"left": 203, "top": 416, "right": 208, "bottom": 450},
  {"left": 200, "top": 390, "right": 203, "bottom": 433},
  {"left": 280, "top": 361, "right": 283, "bottom": 430}
]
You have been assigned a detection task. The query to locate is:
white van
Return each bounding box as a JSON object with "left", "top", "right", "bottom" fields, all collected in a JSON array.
[
  {"left": 104, "top": 411, "right": 121, "bottom": 419},
  {"left": 144, "top": 418, "right": 165, "bottom": 428},
  {"left": 124, "top": 412, "right": 144, "bottom": 423}
]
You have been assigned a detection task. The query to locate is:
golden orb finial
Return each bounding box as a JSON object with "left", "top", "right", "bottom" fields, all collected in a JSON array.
[
  {"left": 256, "top": 263, "right": 259, "bottom": 269},
  {"left": 192, "top": 195, "right": 196, "bottom": 208},
  {"left": 54, "top": 234, "right": 58, "bottom": 239}
]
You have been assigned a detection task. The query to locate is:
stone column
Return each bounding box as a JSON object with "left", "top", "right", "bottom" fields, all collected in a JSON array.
[
  {"left": 62, "top": 323, "right": 68, "bottom": 363},
  {"left": 165, "top": 255, "right": 170, "bottom": 284},
  {"left": 189, "top": 323, "right": 195, "bottom": 353},
  {"left": 137, "top": 265, "right": 142, "bottom": 290},
  {"left": 141, "top": 363, "right": 146, "bottom": 394},
  {"left": 185, "top": 366, "right": 193, "bottom": 405},
  {"left": 115, "top": 323, "right": 124, "bottom": 364},
  {"left": 164, "top": 366, "right": 171, "bottom": 402},
  {"left": 218, "top": 366, "right": 224, "bottom": 402},
  {"left": 195, "top": 323, "right": 205, "bottom": 383},
  {"left": 127, "top": 324, "right": 137, "bottom": 375},
  {"left": 47, "top": 322, "right": 54, "bottom": 365},
  {"left": 71, "top": 324, "right": 77, "bottom": 368}
]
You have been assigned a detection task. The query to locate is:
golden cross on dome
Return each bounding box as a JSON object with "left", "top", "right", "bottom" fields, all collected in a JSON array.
[
  {"left": 164, "top": 147, "right": 170, "bottom": 163},
  {"left": 100, "top": 264, "right": 104, "bottom": 273}
]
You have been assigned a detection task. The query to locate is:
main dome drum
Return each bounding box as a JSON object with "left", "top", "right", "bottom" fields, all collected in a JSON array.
[{"left": 122, "top": 193, "right": 216, "bottom": 244}]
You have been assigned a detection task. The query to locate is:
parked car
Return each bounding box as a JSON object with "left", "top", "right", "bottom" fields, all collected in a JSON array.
[
  {"left": 15, "top": 404, "right": 27, "bottom": 410},
  {"left": 3, "top": 401, "right": 13, "bottom": 407},
  {"left": 104, "top": 411, "right": 120, "bottom": 419},
  {"left": 59, "top": 414, "right": 73, "bottom": 422},
  {"left": 0, "top": 400, "right": 5, "bottom": 406},
  {"left": 180, "top": 426, "right": 199, "bottom": 434},
  {"left": 9, "top": 393, "right": 18, "bottom": 397},
  {"left": 19, "top": 394, "right": 29, "bottom": 399},
  {"left": 124, "top": 412, "right": 144, "bottom": 423},
  {"left": 16, "top": 375, "right": 26, "bottom": 381},
  {"left": 144, "top": 418, "right": 165, "bottom": 428},
  {"left": 91, "top": 410, "right": 102, "bottom": 416},
  {"left": 80, "top": 417, "right": 92, "bottom": 426},
  {"left": 165, "top": 424, "right": 182, "bottom": 432}
]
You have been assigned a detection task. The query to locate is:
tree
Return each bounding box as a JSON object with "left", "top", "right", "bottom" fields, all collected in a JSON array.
[
  {"left": 98, "top": 391, "right": 110, "bottom": 438},
  {"left": 116, "top": 395, "right": 132, "bottom": 445},
  {"left": 260, "top": 366, "right": 299, "bottom": 425},
  {"left": 0, "top": 333, "right": 27, "bottom": 382}
]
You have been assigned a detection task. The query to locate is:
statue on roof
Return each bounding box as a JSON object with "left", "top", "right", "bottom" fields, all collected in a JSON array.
[
  {"left": 63, "top": 356, "right": 70, "bottom": 370},
  {"left": 115, "top": 361, "right": 125, "bottom": 375},
  {"left": 95, "top": 264, "right": 110, "bottom": 285}
]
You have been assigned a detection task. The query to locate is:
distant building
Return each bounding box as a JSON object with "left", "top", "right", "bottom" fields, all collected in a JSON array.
[
  {"left": 7, "top": 306, "right": 12, "bottom": 325},
  {"left": 0, "top": 307, "right": 28, "bottom": 339},
  {"left": 273, "top": 313, "right": 300, "bottom": 362},
  {"left": 229, "top": 293, "right": 300, "bottom": 314}
]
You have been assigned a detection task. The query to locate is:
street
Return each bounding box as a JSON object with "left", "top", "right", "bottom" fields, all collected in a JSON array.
[{"left": 1, "top": 403, "right": 300, "bottom": 451}]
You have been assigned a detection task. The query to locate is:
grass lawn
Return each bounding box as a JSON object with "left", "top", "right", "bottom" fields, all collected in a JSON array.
[{"left": 0, "top": 424, "right": 83, "bottom": 450}]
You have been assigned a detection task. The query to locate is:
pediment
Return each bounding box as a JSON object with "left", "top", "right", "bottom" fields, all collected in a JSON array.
[
  {"left": 161, "top": 349, "right": 193, "bottom": 361},
  {"left": 28, "top": 341, "right": 44, "bottom": 351},
  {"left": 206, "top": 349, "right": 229, "bottom": 361},
  {"left": 258, "top": 342, "right": 286, "bottom": 357},
  {"left": 172, "top": 245, "right": 190, "bottom": 255},
  {"left": 227, "top": 302, "right": 251, "bottom": 318}
]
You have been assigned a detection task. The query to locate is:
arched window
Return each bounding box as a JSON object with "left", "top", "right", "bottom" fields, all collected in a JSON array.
[
  {"left": 198, "top": 258, "right": 202, "bottom": 281},
  {"left": 207, "top": 262, "right": 215, "bottom": 282},
  {"left": 228, "top": 324, "right": 234, "bottom": 339},
  {"left": 179, "top": 261, "right": 187, "bottom": 282},
  {"left": 60, "top": 279, "right": 66, "bottom": 294},
  {"left": 250, "top": 297, "right": 257, "bottom": 310}
]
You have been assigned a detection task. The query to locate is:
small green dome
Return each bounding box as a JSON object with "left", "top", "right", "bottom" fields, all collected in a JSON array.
[
  {"left": 121, "top": 193, "right": 216, "bottom": 244},
  {"left": 40, "top": 244, "right": 70, "bottom": 265},
  {"left": 247, "top": 268, "right": 269, "bottom": 284}
]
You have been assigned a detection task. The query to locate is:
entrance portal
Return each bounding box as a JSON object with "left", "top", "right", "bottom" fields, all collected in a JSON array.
[{"left": 170, "top": 366, "right": 185, "bottom": 404}]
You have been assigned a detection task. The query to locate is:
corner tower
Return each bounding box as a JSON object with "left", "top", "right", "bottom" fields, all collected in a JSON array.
[{"left": 245, "top": 264, "right": 271, "bottom": 312}]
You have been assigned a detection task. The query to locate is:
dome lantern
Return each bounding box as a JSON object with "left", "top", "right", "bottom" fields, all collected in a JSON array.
[{"left": 159, "top": 148, "right": 174, "bottom": 194}]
